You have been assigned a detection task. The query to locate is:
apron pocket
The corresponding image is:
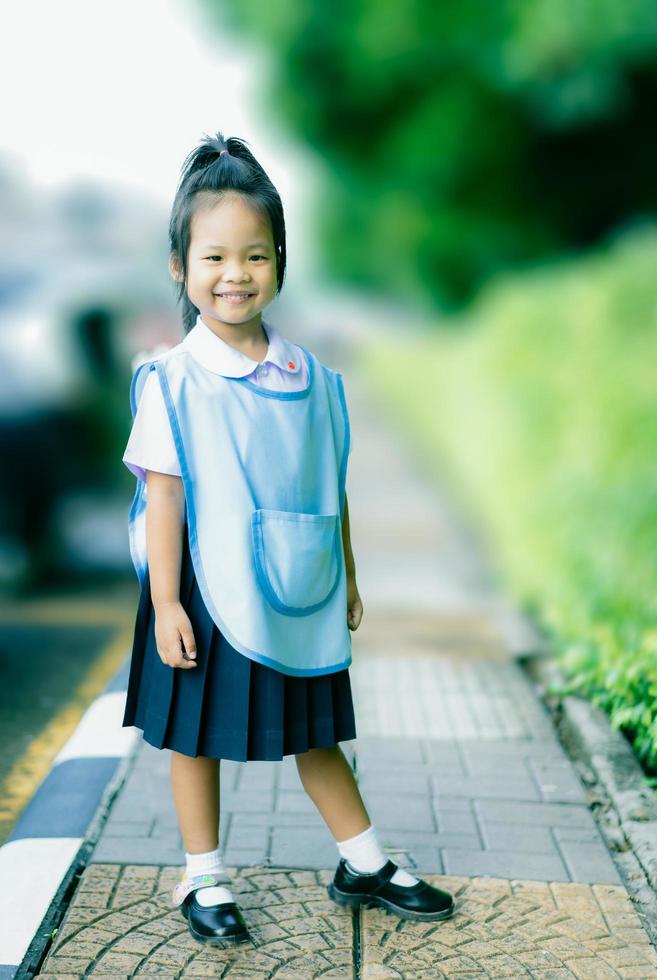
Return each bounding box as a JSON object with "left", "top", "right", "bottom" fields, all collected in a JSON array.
[{"left": 251, "top": 508, "right": 342, "bottom": 616}]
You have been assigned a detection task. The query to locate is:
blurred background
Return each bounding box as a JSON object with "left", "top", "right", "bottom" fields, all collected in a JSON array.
[{"left": 1, "top": 0, "right": 656, "bottom": 840}]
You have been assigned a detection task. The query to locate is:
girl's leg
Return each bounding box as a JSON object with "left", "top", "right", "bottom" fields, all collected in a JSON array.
[
  {"left": 297, "top": 745, "right": 454, "bottom": 919},
  {"left": 296, "top": 745, "right": 421, "bottom": 887},
  {"left": 170, "top": 751, "right": 220, "bottom": 853},
  {"left": 295, "top": 745, "right": 370, "bottom": 840},
  {"left": 170, "top": 752, "right": 249, "bottom": 940}
]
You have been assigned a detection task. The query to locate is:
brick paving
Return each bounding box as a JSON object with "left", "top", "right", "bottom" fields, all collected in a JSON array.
[
  {"left": 40, "top": 866, "right": 657, "bottom": 978},
  {"left": 360, "top": 878, "right": 657, "bottom": 978},
  {"left": 40, "top": 864, "right": 353, "bottom": 977},
  {"left": 35, "top": 329, "right": 657, "bottom": 976}
]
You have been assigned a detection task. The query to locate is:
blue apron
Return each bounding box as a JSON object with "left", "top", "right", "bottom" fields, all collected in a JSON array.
[{"left": 127, "top": 344, "right": 352, "bottom": 677}]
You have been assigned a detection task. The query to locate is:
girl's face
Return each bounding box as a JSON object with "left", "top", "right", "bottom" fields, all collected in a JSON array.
[{"left": 172, "top": 191, "right": 278, "bottom": 333}]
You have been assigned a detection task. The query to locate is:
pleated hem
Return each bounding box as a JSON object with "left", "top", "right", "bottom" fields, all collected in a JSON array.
[{"left": 122, "top": 716, "right": 357, "bottom": 762}]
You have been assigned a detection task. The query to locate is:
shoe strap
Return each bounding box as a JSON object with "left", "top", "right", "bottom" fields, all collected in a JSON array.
[
  {"left": 171, "top": 872, "right": 231, "bottom": 907},
  {"left": 346, "top": 858, "right": 398, "bottom": 893}
]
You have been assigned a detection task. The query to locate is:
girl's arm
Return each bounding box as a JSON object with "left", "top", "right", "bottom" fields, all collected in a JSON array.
[
  {"left": 341, "top": 493, "right": 356, "bottom": 579},
  {"left": 342, "top": 493, "right": 363, "bottom": 631},
  {"left": 146, "top": 471, "right": 197, "bottom": 667},
  {"left": 146, "top": 470, "right": 185, "bottom": 606}
]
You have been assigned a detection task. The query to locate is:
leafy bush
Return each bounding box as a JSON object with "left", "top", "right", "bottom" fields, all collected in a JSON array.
[
  {"left": 356, "top": 223, "right": 657, "bottom": 771},
  {"left": 207, "top": 0, "right": 657, "bottom": 308}
]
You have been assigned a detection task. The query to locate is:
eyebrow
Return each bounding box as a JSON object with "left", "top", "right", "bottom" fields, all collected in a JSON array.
[{"left": 201, "top": 241, "right": 272, "bottom": 250}]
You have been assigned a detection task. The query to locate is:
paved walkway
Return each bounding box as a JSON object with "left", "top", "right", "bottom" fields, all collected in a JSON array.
[{"left": 37, "top": 323, "right": 657, "bottom": 977}]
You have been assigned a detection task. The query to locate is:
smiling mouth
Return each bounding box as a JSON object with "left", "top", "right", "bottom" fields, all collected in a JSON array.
[{"left": 215, "top": 292, "right": 255, "bottom": 303}]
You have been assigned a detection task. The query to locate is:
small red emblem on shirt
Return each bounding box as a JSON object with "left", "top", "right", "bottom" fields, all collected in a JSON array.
[{"left": 288, "top": 361, "right": 296, "bottom": 370}]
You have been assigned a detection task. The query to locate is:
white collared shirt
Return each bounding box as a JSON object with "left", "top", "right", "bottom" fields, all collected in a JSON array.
[{"left": 123, "top": 315, "right": 316, "bottom": 482}]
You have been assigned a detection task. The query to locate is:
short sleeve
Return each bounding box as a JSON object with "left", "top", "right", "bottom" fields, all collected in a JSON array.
[{"left": 123, "top": 368, "right": 182, "bottom": 482}]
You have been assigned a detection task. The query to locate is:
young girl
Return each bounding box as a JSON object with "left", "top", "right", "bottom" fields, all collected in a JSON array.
[{"left": 122, "top": 131, "right": 455, "bottom": 946}]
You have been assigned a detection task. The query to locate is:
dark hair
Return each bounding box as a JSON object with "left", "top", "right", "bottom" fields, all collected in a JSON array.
[{"left": 168, "top": 131, "right": 287, "bottom": 333}]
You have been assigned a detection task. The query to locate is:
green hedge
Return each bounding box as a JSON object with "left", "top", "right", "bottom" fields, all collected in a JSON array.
[
  {"left": 355, "top": 223, "right": 657, "bottom": 774},
  {"left": 211, "top": 0, "right": 657, "bottom": 307}
]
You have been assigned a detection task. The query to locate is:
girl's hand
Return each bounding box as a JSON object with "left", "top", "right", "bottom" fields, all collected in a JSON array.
[
  {"left": 153, "top": 601, "right": 198, "bottom": 668},
  {"left": 346, "top": 576, "right": 363, "bottom": 631}
]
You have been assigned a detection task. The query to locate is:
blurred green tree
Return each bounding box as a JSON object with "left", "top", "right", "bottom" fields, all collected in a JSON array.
[{"left": 200, "top": 0, "right": 657, "bottom": 310}]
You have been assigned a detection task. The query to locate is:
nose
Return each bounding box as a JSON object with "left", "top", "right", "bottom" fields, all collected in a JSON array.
[{"left": 221, "top": 257, "right": 250, "bottom": 281}]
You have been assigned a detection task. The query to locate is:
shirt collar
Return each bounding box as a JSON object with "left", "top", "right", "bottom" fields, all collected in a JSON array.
[{"left": 182, "top": 314, "right": 303, "bottom": 378}]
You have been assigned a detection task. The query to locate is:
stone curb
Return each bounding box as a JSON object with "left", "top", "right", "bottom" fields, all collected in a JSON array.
[
  {"left": 0, "top": 657, "right": 137, "bottom": 980},
  {"left": 522, "top": 648, "right": 657, "bottom": 905},
  {"left": 485, "top": 589, "right": 657, "bottom": 902},
  {"left": 559, "top": 697, "right": 657, "bottom": 883}
]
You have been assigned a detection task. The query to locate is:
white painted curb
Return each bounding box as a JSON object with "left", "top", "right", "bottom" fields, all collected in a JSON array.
[{"left": 0, "top": 671, "right": 138, "bottom": 979}]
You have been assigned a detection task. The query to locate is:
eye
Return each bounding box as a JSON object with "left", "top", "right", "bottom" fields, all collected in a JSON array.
[{"left": 206, "top": 254, "right": 267, "bottom": 261}]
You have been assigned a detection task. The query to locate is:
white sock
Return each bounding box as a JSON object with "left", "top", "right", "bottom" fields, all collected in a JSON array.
[
  {"left": 185, "top": 847, "right": 234, "bottom": 906},
  {"left": 336, "top": 824, "right": 419, "bottom": 887}
]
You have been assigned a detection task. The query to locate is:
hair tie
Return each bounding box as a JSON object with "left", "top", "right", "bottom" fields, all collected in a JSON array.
[{"left": 219, "top": 149, "right": 229, "bottom": 156}]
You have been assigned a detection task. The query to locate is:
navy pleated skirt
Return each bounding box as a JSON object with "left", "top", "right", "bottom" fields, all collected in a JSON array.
[{"left": 121, "top": 523, "right": 357, "bottom": 761}]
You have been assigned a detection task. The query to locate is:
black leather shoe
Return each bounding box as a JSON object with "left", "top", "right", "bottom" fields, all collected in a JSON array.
[
  {"left": 172, "top": 874, "right": 250, "bottom": 946},
  {"left": 327, "top": 859, "right": 455, "bottom": 922},
  {"left": 180, "top": 891, "right": 251, "bottom": 945}
]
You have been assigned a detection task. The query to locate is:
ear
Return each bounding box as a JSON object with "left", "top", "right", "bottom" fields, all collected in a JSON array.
[{"left": 168, "top": 253, "right": 184, "bottom": 283}]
